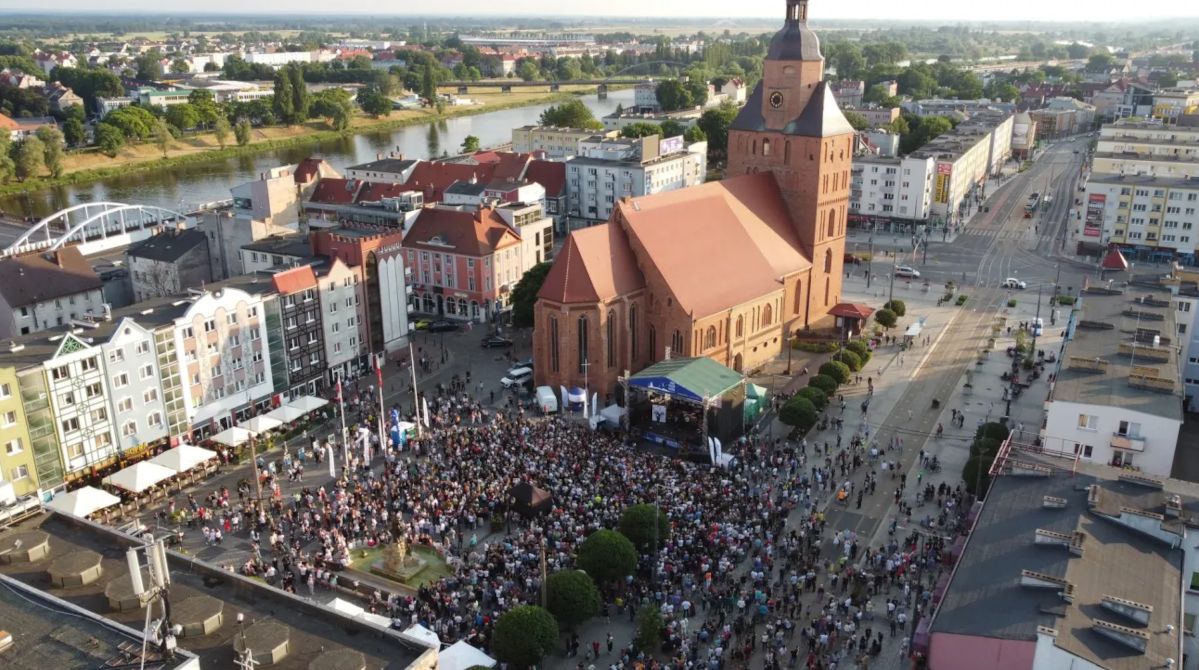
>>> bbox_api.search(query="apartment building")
[1091,120,1199,179]
[101,319,170,458]
[125,228,213,302]
[1029,97,1097,139]
[912,112,1014,224]
[271,266,326,399]
[1154,88,1199,124]
[317,258,367,384]
[0,366,35,499]
[1084,174,1199,259]
[0,247,106,338]
[510,126,618,160]
[849,155,936,227]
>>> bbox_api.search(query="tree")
[420,65,438,107]
[357,87,392,118]
[819,360,851,385]
[491,605,558,669]
[618,504,670,553]
[288,64,309,121]
[234,119,252,146]
[35,126,65,178]
[845,339,871,361]
[698,102,738,161]
[545,570,600,629]
[659,119,687,137]
[170,59,191,75]
[312,88,354,129]
[576,529,637,586]
[655,79,691,111]
[14,136,44,180]
[152,118,173,157]
[1086,52,1116,74]
[874,308,897,329]
[796,386,828,412]
[105,105,157,139]
[63,116,85,147]
[779,396,818,432]
[273,69,296,124]
[0,135,14,183]
[808,374,838,396]
[620,122,663,139]
[635,605,663,653]
[510,262,552,328]
[834,348,863,372]
[844,110,869,130]
[882,299,906,317]
[539,99,601,129]
[460,135,480,153]
[135,51,164,80]
[683,125,706,143]
[212,116,231,149]
[96,123,124,157]
[165,103,201,131]
[962,423,1010,497]
[516,59,540,82]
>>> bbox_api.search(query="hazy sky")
[3,0,1198,22]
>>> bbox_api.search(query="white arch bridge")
[2,202,192,258]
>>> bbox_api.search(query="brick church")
[532,0,852,399]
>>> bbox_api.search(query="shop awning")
[628,357,743,404]
[148,444,217,473]
[239,415,283,435]
[265,404,307,424]
[287,395,329,413]
[103,461,175,493]
[46,486,121,517]
[210,426,254,447]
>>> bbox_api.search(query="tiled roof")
[293,157,324,184]
[0,247,102,309]
[355,181,415,203]
[403,162,496,201]
[524,160,566,197]
[403,206,521,257]
[538,223,643,304]
[308,178,362,205]
[271,265,318,294]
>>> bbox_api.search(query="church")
[532,0,852,400]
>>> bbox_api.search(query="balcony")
[1111,433,1146,452]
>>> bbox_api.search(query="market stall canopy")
[264,404,306,424]
[399,624,440,649]
[103,461,176,493]
[287,395,329,413]
[628,356,743,404]
[328,597,392,628]
[508,481,553,517]
[46,486,121,517]
[439,640,496,670]
[210,426,254,447]
[240,415,283,435]
[1101,244,1129,271]
[147,444,217,473]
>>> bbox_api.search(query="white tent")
[265,404,306,424]
[46,486,121,517]
[148,444,217,473]
[240,415,283,435]
[329,598,392,628]
[103,461,176,493]
[400,624,440,649]
[210,426,253,447]
[439,640,496,670]
[286,395,329,413]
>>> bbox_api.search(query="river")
[1,88,635,219]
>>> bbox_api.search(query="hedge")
[796,386,828,411]
[808,374,838,396]
[883,299,906,317]
[793,340,840,353]
[779,396,818,432]
[833,348,862,372]
[819,360,852,384]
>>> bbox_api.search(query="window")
[80,358,97,372]
[4,438,21,455]
[629,305,638,362]
[143,389,158,404]
[649,325,656,360]
[148,412,163,428]
[736,315,744,338]
[140,364,154,380]
[96,433,111,449]
[2,411,16,427]
[1077,414,1098,431]
[607,311,616,369]
[227,313,238,325]
[113,373,129,388]
[762,303,773,328]
[824,248,833,274]
[51,366,70,381]
[1117,420,1141,437]
[117,397,133,412]
[10,465,28,481]
[705,326,717,349]
[1073,443,1094,458]
[0,382,8,399]
[577,315,589,372]
[204,319,216,333]
[109,348,125,363]
[550,316,560,373]
[61,417,80,433]
[90,407,107,423]
[136,340,150,355]
[122,421,137,437]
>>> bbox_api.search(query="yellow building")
[0,365,37,498]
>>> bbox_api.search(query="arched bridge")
[3,202,191,258]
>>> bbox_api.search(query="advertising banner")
[1084,193,1105,238]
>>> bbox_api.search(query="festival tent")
[628,356,744,404]
[265,404,306,424]
[103,461,176,493]
[210,426,253,447]
[439,640,496,670]
[148,444,217,473]
[240,415,283,435]
[508,481,553,517]
[46,486,121,517]
[328,598,392,628]
[287,395,330,413]
[400,624,440,649]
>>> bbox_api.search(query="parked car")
[427,320,458,333]
[894,265,920,279]
[481,335,514,348]
[844,253,863,265]
[501,367,534,389]
[509,358,533,373]
[412,319,431,330]
[1031,317,1044,337]
[1001,278,1027,289]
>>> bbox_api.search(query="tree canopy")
[618,504,670,553]
[576,529,637,586]
[539,99,602,129]
[492,605,558,669]
[510,262,552,328]
[545,570,600,629]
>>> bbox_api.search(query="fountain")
[369,532,426,582]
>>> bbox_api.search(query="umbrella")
[103,461,176,493]
[46,486,121,517]
[239,415,283,435]
[148,444,217,473]
[286,395,329,413]
[265,404,306,424]
[210,426,253,447]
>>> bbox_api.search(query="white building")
[1083,175,1199,257]
[911,112,1013,226]
[41,333,118,476]
[511,126,618,160]
[565,135,707,228]
[633,82,659,112]
[1092,120,1199,179]
[1043,286,1184,477]
[849,155,936,226]
[371,241,413,353]
[97,97,133,118]
[243,50,335,68]
[0,248,106,338]
[101,318,169,453]
[318,258,366,384]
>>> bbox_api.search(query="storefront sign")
[1084,193,1105,238]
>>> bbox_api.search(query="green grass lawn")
[346,544,453,589]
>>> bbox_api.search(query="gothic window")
[736,315,744,338]
[794,280,803,314]
[762,303,773,327]
[752,139,757,155]
[629,305,638,362]
[607,310,616,369]
[828,211,836,239]
[825,278,831,306]
[705,326,717,349]
[784,141,791,164]
[577,315,589,373]
[824,249,833,273]
[762,139,771,157]
[550,317,559,372]
[649,325,656,360]
[671,330,683,355]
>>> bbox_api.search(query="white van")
[501,367,534,389]
[535,386,558,414]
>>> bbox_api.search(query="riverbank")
[0,85,594,199]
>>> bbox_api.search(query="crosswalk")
[956,227,1038,242]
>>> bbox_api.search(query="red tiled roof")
[294,157,323,185]
[492,152,531,181]
[1101,245,1129,271]
[401,162,496,202]
[830,303,875,319]
[538,223,644,304]
[308,178,362,205]
[355,181,413,203]
[524,160,566,197]
[271,265,318,295]
[403,206,521,257]
[0,114,19,131]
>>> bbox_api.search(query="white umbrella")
[239,415,283,435]
[265,404,306,424]
[210,426,253,447]
[103,461,176,493]
[148,444,217,473]
[46,486,121,517]
[286,395,329,413]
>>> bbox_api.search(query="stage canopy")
[628,357,743,404]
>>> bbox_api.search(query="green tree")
[13,136,44,180]
[136,51,164,80]
[655,79,692,111]
[819,360,852,384]
[845,339,871,361]
[963,423,1010,497]
[882,299,906,317]
[618,504,670,553]
[660,119,687,137]
[273,69,296,124]
[35,126,65,178]
[834,348,862,372]
[212,116,231,149]
[844,110,869,130]
[105,105,157,139]
[698,102,738,161]
[516,59,540,82]
[288,64,309,121]
[234,119,252,146]
[152,118,173,157]
[357,87,392,118]
[1086,53,1116,73]
[779,396,818,432]
[576,529,637,586]
[312,88,355,129]
[491,605,558,669]
[683,125,706,143]
[545,570,601,629]
[808,374,838,396]
[165,103,200,131]
[0,135,14,182]
[539,99,601,129]
[620,122,663,139]
[796,386,828,412]
[96,123,125,157]
[874,308,897,329]
[63,116,85,147]
[460,135,480,153]
[170,59,191,75]
[635,605,663,653]
[510,262,552,328]
[421,66,438,107]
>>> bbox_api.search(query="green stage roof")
[628,357,744,403]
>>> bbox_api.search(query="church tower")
[726,0,853,326]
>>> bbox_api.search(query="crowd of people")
[166,372,970,670]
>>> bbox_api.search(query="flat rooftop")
[1087,173,1199,189]
[1052,285,1184,421]
[0,513,430,670]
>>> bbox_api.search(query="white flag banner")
[326,444,335,478]
[422,397,430,428]
[560,385,568,409]
[651,404,667,423]
[591,393,599,418]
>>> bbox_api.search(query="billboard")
[659,136,685,155]
[934,172,950,204]
[936,162,953,176]
[1084,193,1105,238]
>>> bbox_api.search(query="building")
[136,88,192,109]
[31,50,78,75]
[370,238,414,354]
[239,234,314,274]
[198,168,301,279]
[0,114,56,140]
[851,105,900,127]
[859,129,900,157]
[495,201,554,265]
[1091,120,1199,179]
[1011,111,1038,160]
[96,96,133,118]
[271,265,327,398]
[1169,268,1199,412]
[315,258,367,384]
[125,228,213,302]
[0,247,106,338]
[102,318,171,457]
[511,126,618,160]
[925,444,1192,670]
[849,154,935,227]
[1090,80,1155,121]
[244,50,335,68]
[45,83,83,113]
[533,0,851,398]
[829,80,864,108]
[344,156,420,184]
[565,135,708,228]
[634,82,660,112]
[1029,97,1097,138]
[1042,284,1184,476]
[1154,88,1199,124]
[911,111,1014,226]
[0,365,35,498]
[902,98,1017,117]
[1083,175,1199,260]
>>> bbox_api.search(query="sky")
[2,0,1197,22]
